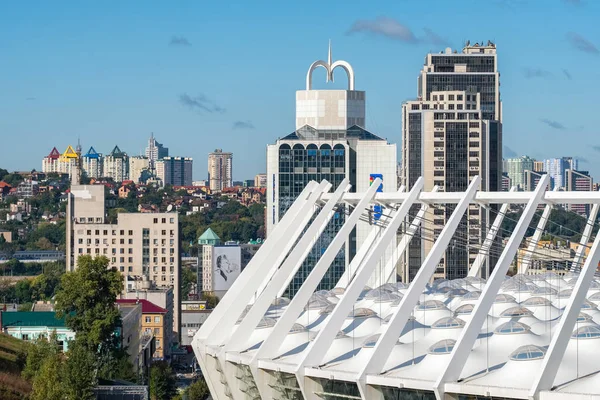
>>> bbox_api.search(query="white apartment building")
[129,156,149,183]
[66,184,181,338]
[103,146,129,182]
[208,150,233,191]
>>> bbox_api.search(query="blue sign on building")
[370,174,383,221]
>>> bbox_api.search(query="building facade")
[145,133,169,172]
[129,156,150,184]
[208,149,233,191]
[254,173,267,188]
[1,312,75,352]
[565,169,593,215]
[156,157,193,186]
[82,146,103,179]
[103,146,129,182]
[402,41,502,281]
[506,156,534,190]
[66,184,181,339]
[117,299,169,359]
[544,157,579,190]
[267,45,397,296]
[42,145,79,177]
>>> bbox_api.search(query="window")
[87,230,91,235]
[128,266,133,272]
[145,317,151,323]
[457,104,463,110]
[120,248,124,254]
[128,239,133,244]
[154,328,160,335]
[161,230,166,235]
[78,238,83,244]
[120,257,124,263]
[433,95,438,101]
[448,104,454,110]
[120,266,124,272]
[120,230,124,235]
[22,334,29,341]
[120,239,125,244]
[155,316,161,323]
[156,339,160,348]
[128,258,133,263]
[153,218,158,223]
[439,95,444,101]
[128,248,133,254]
[457,94,463,101]
[103,230,108,235]
[169,218,174,223]
[161,218,166,223]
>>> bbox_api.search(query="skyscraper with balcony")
[103,145,129,182]
[82,147,103,179]
[267,44,397,296]
[565,169,593,215]
[208,150,233,191]
[402,41,502,281]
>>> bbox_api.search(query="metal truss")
[192,176,600,400]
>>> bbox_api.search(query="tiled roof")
[116,299,167,314]
[1,311,66,328]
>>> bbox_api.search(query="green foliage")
[61,340,96,400]
[181,266,196,301]
[0,168,8,181]
[185,378,210,400]
[149,361,177,400]
[27,222,65,250]
[201,292,219,309]
[55,255,123,351]
[14,280,31,303]
[1,174,23,187]
[501,207,588,242]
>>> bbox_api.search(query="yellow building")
[117,299,169,359]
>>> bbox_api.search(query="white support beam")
[386,186,439,285]
[202,181,331,345]
[298,178,424,371]
[571,202,599,272]
[518,187,555,275]
[224,179,350,352]
[319,190,600,205]
[357,177,481,394]
[529,218,600,398]
[433,174,549,400]
[253,178,382,362]
[468,186,516,278]
[195,182,319,342]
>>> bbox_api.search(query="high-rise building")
[145,133,169,171]
[42,145,79,178]
[208,150,233,191]
[502,173,511,191]
[402,41,502,281]
[129,156,150,183]
[103,145,129,182]
[82,147,103,179]
[66,184,181,338]
[524,169,546,192]
[533,160,545,172]
[418,41,501,121]
[565,169,593,215]
[156,157,193,186]
[267,44,397,295]
[506,156,534,190]
[543,157,578,190]
[254,173,267,188]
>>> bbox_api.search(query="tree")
[181,266,196,301]
[14,279,32,303]
[35,237,53,250]
[55,255,123,351]
[201,292,219,309]
[185,378,210,400]
[2,173,23,187]
[149,361,177,400]
[61,340,97,400]
[23,333,66,400]
[0,168,8,181]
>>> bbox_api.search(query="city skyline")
[2,1,600,180]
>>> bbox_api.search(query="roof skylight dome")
[521,297,552,307]
[558,289,573,298]
[289,323,308,334]
[494,294,516,303]
[330,287,345,295]
[509,345,546,361]
[462,291,482,300]
[580,300,597,310]
[362,334,381,348]
[532,287,558,296]
[428,339,456,354]
[571,325,600,339]
[446,288,469,298]
[431,317,466,329]
[577,312,592,322]
[455,304,475,315]
[347,308,377,318]
[272,297,291,307]
[494,321,531,335]
[372,292,401,303]
[500,306,534,318]
[256,317,277,329]
[416,300,447,311]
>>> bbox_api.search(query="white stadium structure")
[192,175,600,400]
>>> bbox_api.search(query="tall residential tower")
[208,150,233,191]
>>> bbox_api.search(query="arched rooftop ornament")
[305,40,355,90]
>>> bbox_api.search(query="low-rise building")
[117,301,143,373]
[0,311,75,352]
[180,301,211,346]
[117,299,169,360]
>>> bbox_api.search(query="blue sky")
[1,0,599,180]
